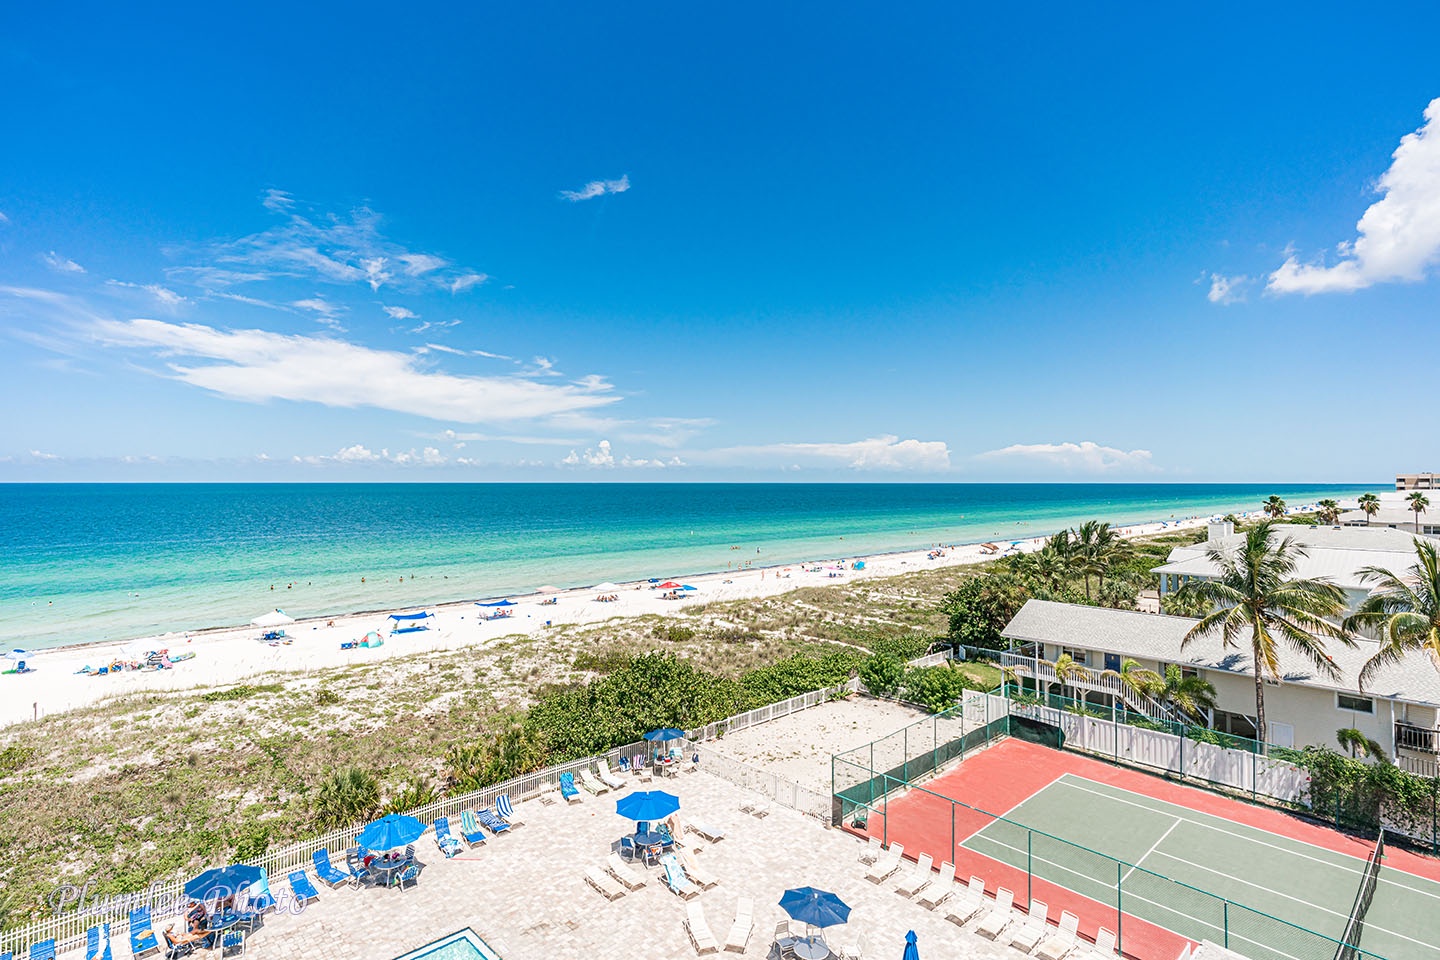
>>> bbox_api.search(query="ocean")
[0,482,1380,650]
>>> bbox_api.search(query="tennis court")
[857,739,1440,960]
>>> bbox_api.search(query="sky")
[2,3,1438,483]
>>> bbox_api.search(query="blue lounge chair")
[288,870,320,905]
[29,941,56,960]
[475,808,511,835]
[128,906,159,958]
[311,849,354,887]
[247,869,276,914]
[558,772,581,803]
[85,925,112,960]
[432,817,463,858]
[458,810,487,846]
[3,951,12,960]
[496,793,524,827]
[220,929,244,957]
[395,862,421,892]
[659,854,698,899]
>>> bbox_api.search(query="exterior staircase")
[998,649,1180,724]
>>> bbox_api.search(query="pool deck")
[164,769,1019,960]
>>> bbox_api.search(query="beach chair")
[864,842,904,883]
[495,793,524,827]
[1009,900,1049,952]
[749,797,770,818]
[312,849,354,887]
[1035,910,1081,960]
[975,887,1016,940]
[635,756,653,783]
[475,808,511,835]
[247,869,276,914]
[916,861,956,909]
[857,835,883,864]
[459,810,488,846]
[945,876,987,926]
[558,772,582,803]
[606,853,648,890]
[1085,927,1119,958]
[773,920,798,957]
[161,926,204,958]
[220,929,245,957]
[538,780,559,804]
[660,854,700,899]
[287,870,320,905]
[584,866,626,901]
[685,901,720,955]
[679,848,718,889]
[597,761,626,790]
[894,852,934,898]
[395,863,421,892]
[724,897,753,954]
[432,817,464,857]
[28,942,55,960]
[684,752,699,773]
[688,817,726,842]
[85,924,113,960]
[128,906,160,958]
[578,767,609,794]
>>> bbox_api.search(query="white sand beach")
[0,516,1216,728]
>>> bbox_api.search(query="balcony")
[1395,723,1440,755]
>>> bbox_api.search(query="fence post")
[1027,831,1033,908]
[1116,861,1124,957]
[951,802,957,865]
[1223,900,1229,950]
[903,727,909,783]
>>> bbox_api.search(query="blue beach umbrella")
[3,649,27,660]
[616,790,681,823]
[779,887,851,928]
[680,584,698,591]
[357,813,426,851]
[644,727,686,742]
[476,599,516,607]
[185,864,263,901]
[903,930,920,960]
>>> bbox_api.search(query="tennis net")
[1334,830,1386,960]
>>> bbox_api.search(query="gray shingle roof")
[1000,598,1440,707]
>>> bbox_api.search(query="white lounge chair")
[1081,928,1118,959]
[894,853,934,898]
[597,762,626,791]
[686,901,720,955]
[750,798,770,818]
[857,835,883,864]
[975,887,1015,940]
[1009,900,1048,952]
[944,876,987,926]
[1035,910,1080,960]
[917,861,956,909]
[538,781,558,805]
[584,866,625,900]
[579,768,609,794]
[864,842,904,883]
[606,853,647,890]
[724,898,753,953]
[680,849,718,889]
[689,818,726,842]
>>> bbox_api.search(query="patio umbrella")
[251,609,294,628]
[657,581,682,589]
[357,813,426,851]
[679,584,698,591]
[594,582,620,592]
[185,864,263,901]
[615,790,680,822]
[903,930,920,960]
[779,887,851,928]
[3,649,28,661]
[644,727,686,742]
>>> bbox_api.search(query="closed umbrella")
[186,864,263,901]
[616,790,680,823]
[903,930,920,960]
[357,813,426,851]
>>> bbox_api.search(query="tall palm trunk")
[1252,645,1267,748]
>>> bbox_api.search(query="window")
[1060,647,1089,666]
[1337,693,1374,714]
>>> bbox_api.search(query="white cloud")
[410,319,462,335]
[383,305,418,320]
[261,189,295,213]
[698,435,951,472]
[1268,97,1440,295]
[0,211,9,223]
[976,440,1158,473]
[332,443,380,462]
[292,297,345,330]
[92,318,621,424]
[562,439,615,467]
[559,175,631,202]
[449,272,488,294]
[106,280,188,307]
[28,449,61,461]
[165,266,272,289]
[1206,273,1247,305]
[399,253,447,276]
[43,251,86,274]
[622,455,686,468]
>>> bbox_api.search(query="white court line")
[1121,816,1182,883]
[1053,774,1440,906]
[954,770,1071,846]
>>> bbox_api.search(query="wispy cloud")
[1268,97,1440,295]
[382,305,418,320]
[292,297,346,330]
[410,318,462,335]
[293,443,448,466]
[1205,273,1248,305]
[91,318,620,424]
[976,440,1158,473]
[0,211,9,223]
[106,280,188,307]
[559,174,631,202]
[448,273,488,294]
[43,251,86,274]
[693,435,951,472]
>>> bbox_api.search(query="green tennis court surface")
[962,774,1440,960]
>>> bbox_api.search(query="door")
[1104,653,1122,673]
[1268,722,1295,749]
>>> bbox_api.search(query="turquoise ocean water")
[0,483,1380,650]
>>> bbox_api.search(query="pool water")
[392,929,503,960]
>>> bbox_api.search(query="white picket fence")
[986,693,1311,804]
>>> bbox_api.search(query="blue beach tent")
[387,611,433,633]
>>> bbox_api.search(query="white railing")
[1000,650,1174,723]
[685,679,859,742]
[691,745,832,820]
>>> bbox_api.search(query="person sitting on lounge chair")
[184,902,208,935]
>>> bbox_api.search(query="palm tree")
[1317,499,1340,524]
[1161,587,1211,618]
[1336,727,1388,762]
[1408,491,1429,531]
[1071,520,1124,601]
[1155,664,1218,723]
[1026,544,1070,593]
[1263,496,1287,520]
[313,766,381,828]
[1357,493,1380,525]
[1182,521,1353,745]
[1344,538,1440,688]
[1101,658,1161,716]
[1052,653,1093,704]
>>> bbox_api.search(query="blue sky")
[2,3,1438,482]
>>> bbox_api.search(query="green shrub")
[0,745,36,776]
[902,664,969,713]
[312,766,380,828]
[858,654,905,697]
[200,683,283,703]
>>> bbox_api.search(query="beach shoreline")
[0,512,1232,727]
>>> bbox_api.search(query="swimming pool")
[391,929,504,960]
